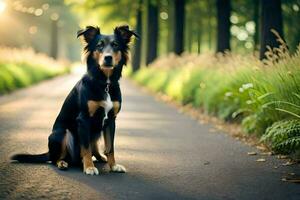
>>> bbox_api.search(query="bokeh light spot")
[28,7,35,14]
[245,41,253,49]
[42,3,49,10]
[35,8,43,16]
[160,12,168,20]
[245,21,255,34]
[237,30,248,41]
[51,13,60,21]
[293,4,299,12]
[230,15,238,24]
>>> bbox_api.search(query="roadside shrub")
[261,120,300,154]
[128,42,300,154]
[0,47,69,94]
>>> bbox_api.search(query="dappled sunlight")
[0,98,32,113]
[117,109,185,131]
[117,120,154,131]
[13,130,48,143]
[119,111,165,120]
[0,0,299,199]
[116,135,164,149]
[21,111,56,130]
[117,150,176,169]
[115,134,181,173]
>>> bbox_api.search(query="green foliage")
[261,120,300,154]
[0,62,67,94]
[0,47,69,94]
[129,44,300,154]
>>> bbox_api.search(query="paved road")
[0,73,299,200]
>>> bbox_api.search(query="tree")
[253,0,259,51]
[50,17,59,59]
[146,0,158,65]
[167,0,174,53]
[132,0,143,72]
[186,4,193,53]
[196,2,203,54]
[206,0,213,51]
[173,0,185,55]
[260,0,283,60]
[282,0,300,52]
[216,0,231,53]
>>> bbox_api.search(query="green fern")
[276,136,300,153]
[261,120,300,154]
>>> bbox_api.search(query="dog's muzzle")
[103,55,113,68]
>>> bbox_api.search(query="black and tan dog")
[11,25,138,175]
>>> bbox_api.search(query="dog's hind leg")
[48,129,70,170]
[56,135,69,170]
[48,129,65,164]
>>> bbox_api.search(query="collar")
[105,79,111,93]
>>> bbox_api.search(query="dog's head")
[77,25,138,76]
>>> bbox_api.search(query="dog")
[11,25,138,175]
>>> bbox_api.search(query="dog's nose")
[104,56,113,66]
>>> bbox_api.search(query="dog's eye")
[96,41,105,49]
[111,42,118,48]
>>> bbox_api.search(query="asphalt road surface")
[0,73,299,200]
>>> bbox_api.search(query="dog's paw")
[57,160,68,170]
[84,166,99,175]
[111,164,126,173]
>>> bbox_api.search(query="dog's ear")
[77,26,100,43]
[114,25,139,44]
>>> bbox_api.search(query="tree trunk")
[50,20,58,59]
[260,0,283,60]
[197,4,202,54]
[187,17,193,53]
[197,25,202,54]
[207,0,212,51]
[132,0,143,72]
[167,0,174,53]
[146,0,158,65]
[174,0,185,55]
[253,0,259,52]
[216,0,231,53]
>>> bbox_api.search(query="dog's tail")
[11,152,49,163]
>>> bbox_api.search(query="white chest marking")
[103,93,113,118]
[102,79,113,126]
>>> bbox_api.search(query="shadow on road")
[53,162,199,200]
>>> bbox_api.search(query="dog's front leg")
[103,117,126,173]
[77,112,99,175]
[91,140,107,163]
[112,101,121,117]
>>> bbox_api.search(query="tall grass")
[0,47,69,94]
[128,42,300,155]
